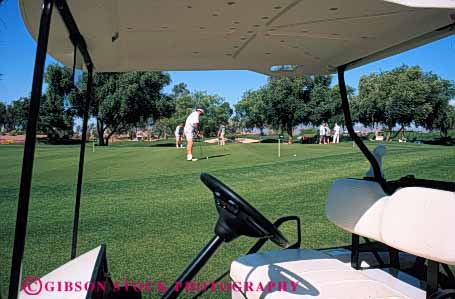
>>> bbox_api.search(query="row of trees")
[0,66,84,141]
[153,83,232,140]
[235,75,351,141]
[235,65,454,141]
[70,70,174,145]
[1,64,454,144]
[0,65,232,145]
[353,66,455,139]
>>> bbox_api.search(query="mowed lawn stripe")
[0,142,453,298]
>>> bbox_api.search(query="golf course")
[0,141,453,298]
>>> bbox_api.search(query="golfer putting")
[175,123,184,148]
[184,108,204,161]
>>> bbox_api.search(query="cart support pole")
[162,235,224,299]
[71,65,93,259]
[8,1,54,298]
[337,65,384,183]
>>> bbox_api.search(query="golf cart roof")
[20,0,455,75]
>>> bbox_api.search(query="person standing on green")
[218,125,226,146]
[175,123,184,148]
[184,108,204,161]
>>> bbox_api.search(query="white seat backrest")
[381,187,455,265]
[326,179,389,242]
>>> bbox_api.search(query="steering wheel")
[200,173,288,248]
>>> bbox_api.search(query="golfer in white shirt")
[333,123,341,143]
[175,123,184,148]
[319,124,325,144]
[184,108,204,161]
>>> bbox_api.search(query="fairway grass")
[0,142,454,298]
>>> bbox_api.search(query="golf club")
[198,137,208,160]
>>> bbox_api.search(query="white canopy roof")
[20,0,455,75]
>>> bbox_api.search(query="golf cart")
[7,0,455,298]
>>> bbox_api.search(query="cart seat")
[231,249,425,299]
[230,181,455,299]
[325,179,389,243]
[19,246,107,299]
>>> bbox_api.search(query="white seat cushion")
[326,179,388,242]
[326,181,455,266]
[362,268,425,299]
[381,187,455,265]
[230,249,425,299]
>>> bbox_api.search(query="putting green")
[0,142,453,298]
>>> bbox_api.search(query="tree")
[172,86,196,122]
[228,115,243,134]
[383,66,433,138]
[71,71,172,145]
[235,88,268,135]
[355,65,454,140]
[234,75,350,138]
[171,82,190,98]
[5,97,30,132]
[40,64,75,142]
[306,76,353,128]
[148,94,176,138]
[193,91,232,137]
[262,76,314,142]
[85,122,96,139]
[159,87,232,138]
[440,104,455,136]
[0,101,6,131]
[153,83,190,138]
[327,84,354,127]
[352,73,387,129]
[416,72,455,135]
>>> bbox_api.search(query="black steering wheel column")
[161,173,288,299]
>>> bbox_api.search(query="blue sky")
[1,0,454,105]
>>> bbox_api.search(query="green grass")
[0,141,454,298]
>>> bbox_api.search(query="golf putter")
[198,138,208,160]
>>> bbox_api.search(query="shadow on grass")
[196,154,230,160]
[148,142,177,147]
[260,138,279,143]
[421,137,454,146]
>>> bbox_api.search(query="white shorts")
[184,127,195,140]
